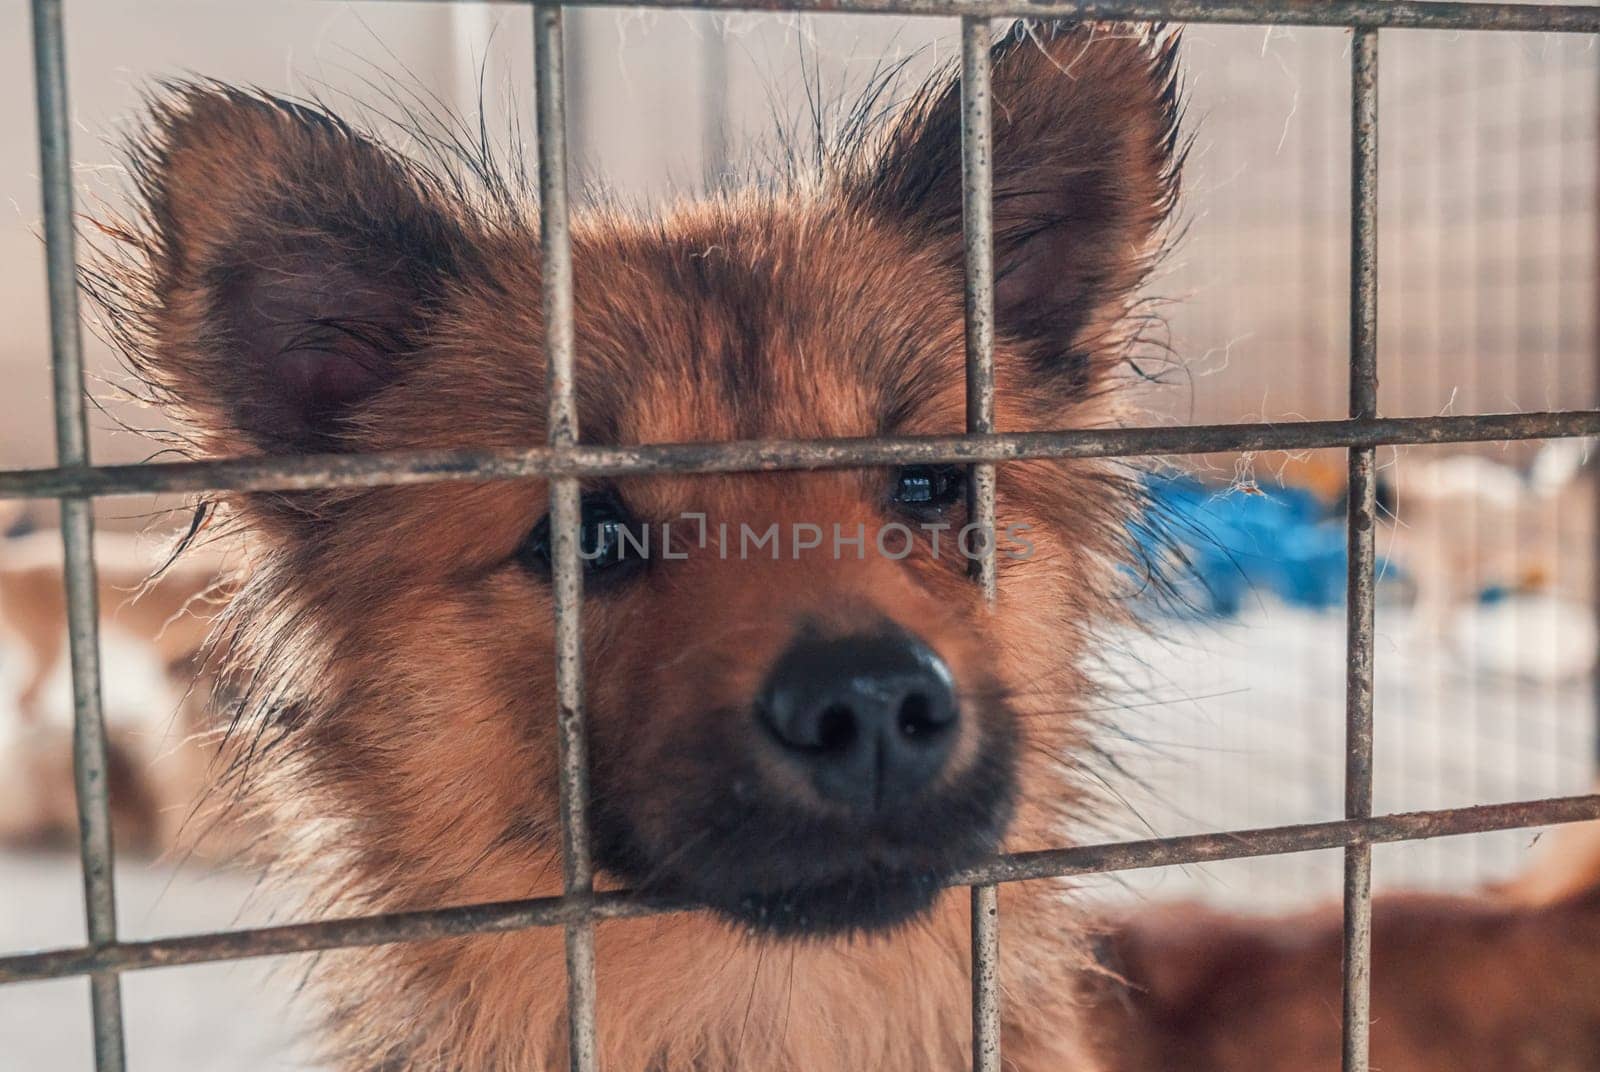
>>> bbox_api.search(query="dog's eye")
[891,465,965,510]
[518,492,642,578]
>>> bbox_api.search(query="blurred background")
[0,3,1596,1068]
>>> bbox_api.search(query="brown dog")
[1086,821,1600,1072]
[76,18,1598,1072]
[0,524,224,722]
[0,520,232,851]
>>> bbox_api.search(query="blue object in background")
[1133,473,1394,618]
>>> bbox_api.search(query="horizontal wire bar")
[3,793,1594,987]
[1,410,1596,501]
[366,0,1600,35]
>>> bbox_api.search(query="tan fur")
[79,22,1185,1070]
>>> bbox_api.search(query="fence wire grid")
[6,2,1600,1072]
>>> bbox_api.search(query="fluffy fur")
[82,17,1600,1071]
[89,21,1181,1071]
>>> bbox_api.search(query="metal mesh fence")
[4,3,1600,1072]
[1068,23,1600,904]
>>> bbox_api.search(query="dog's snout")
[757,630,959,812]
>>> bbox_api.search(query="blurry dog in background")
[1086,818,1600,1072]
[0,503,231,853]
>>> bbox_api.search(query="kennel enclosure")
[4,2,1600,1072]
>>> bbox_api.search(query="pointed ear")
[852,22,1182,386]
[121,85,476,456]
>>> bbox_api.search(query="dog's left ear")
[852,22,1182,385]
[115,85,481,461]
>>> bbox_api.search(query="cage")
[0,2,1598,1070]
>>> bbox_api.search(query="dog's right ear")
[122,85,476,458]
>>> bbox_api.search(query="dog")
[1085,820,1600,1072]
[0,515,232,852]
[76,18,1599,1071]
[0,520,224,723]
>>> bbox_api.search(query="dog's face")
[105,23,1180,936]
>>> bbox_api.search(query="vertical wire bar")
[1592,50,1600,773]
[960,16,1001,1072]
[969,882,1000,1072]
[536,9,598,1071]
[30,2,126,1069]
[31,3,127,1069]
[1593,49,1600,772]
[1343,26,1380,1072]
[700,15,730,194]
[961,16,997,603]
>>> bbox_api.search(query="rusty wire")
[12,2,1600,1070]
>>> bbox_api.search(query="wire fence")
[5,3,1600,1072]
[1089,18,1600,903]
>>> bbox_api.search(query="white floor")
[0,631,314,1071]
[1083,595,1596,906]
[2,598,1594,1069]
[0,853,313,1072]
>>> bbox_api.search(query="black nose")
[757,629,960,812]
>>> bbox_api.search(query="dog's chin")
[594,819,994,938]
[696,867,950,937]
[592,714,1017,939]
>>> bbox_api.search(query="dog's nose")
[757,629,959,812]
